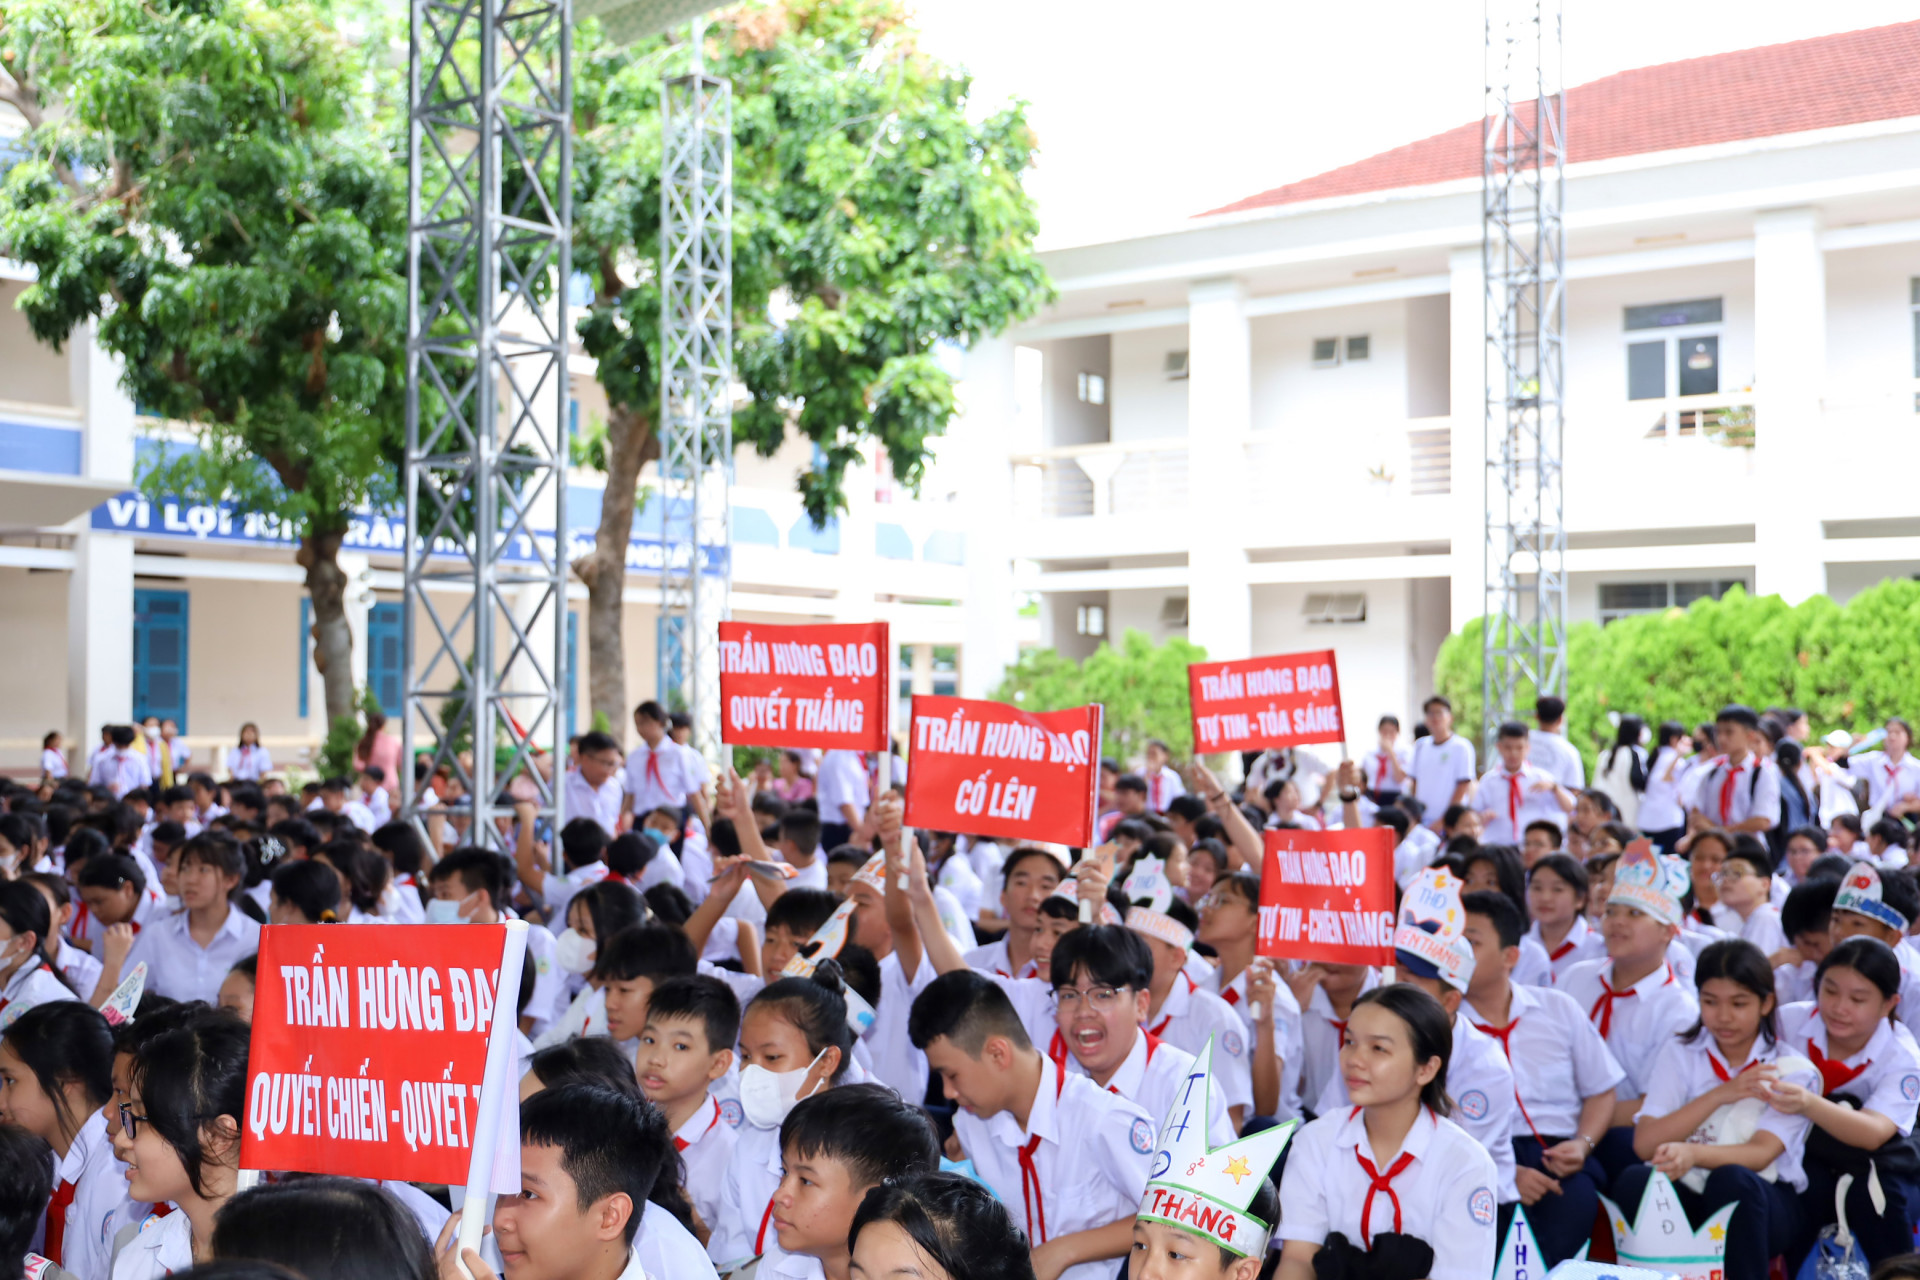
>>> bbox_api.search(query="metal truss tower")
[403,0,572,850]
[656,22,733,765]
[1481,0,1566,752]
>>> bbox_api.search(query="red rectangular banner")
[719,621,890,751]
[903,696,1103,847]
[1188,649,1345,753]
[1255,828,1395,966]
[241,924,514,1183]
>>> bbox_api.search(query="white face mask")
[737,1048,828,1131]
[143,725,160,740]
[424,898,465,925]
[555,927,597,974]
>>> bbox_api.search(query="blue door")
[132,589,190,729]
[367,602,404,718]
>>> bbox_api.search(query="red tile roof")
[1201,21,1920,217]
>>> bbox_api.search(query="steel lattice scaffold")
[403,0,573,850]
[656,23,734,766]
[1482,0,1567,753]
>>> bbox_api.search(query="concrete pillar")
[910,643,935,696]
[1447,246,1491,632]
[1185,278,1252,663]
[66,322,135,748]
[1752,208,1827,603]
[834,447,879,625]
[960,336,1021,698]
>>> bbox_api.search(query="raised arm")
[1190,760,1262,871]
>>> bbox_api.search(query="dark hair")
[1528,852,1590,907]
[592,922,698,985]
[1782,877,1840,943]
[559,818,613,872]
[131,1014,251,1197]
[171,1263,303,1280]
[908,970,1031,1055]
[1522,819,1563,847]
[1000,847,1064,885]
[267,819,321,859]
[0,1123,53,1270]
[850,1171,1036,1280]
[777,809,823,857]
[1680,939,1778,1046]
[270,860,342,924]
[1441,804,1473,834]
[642,975,741,1054]
[1372,805,1411,840]
[1114,774,1148,796]
[1423,695,1452,714]
[780,1082,938,1192]
[0,881,71,995]
[1351,984,1453,1116]
[1606,716,1649,791]
[1784,825,1829,854]
[211,1177,435,1280]
[748,969,855,1082]
[1807,853,1855,883]
[62,826,112,874]
[1717,704,1761,731]
[521,1084,665,1244]
[1460,844,1530,926]
[1496,720,1528,741]
[370,822,430,880]
[1461,889,1523,950]
[568,879,647,942]
[1817,936,1904,1009]
[765,887,843,939]
[1,1000,113,1141]
[1212,869,1261,912]
[526,1037,642,1098]
[430,847,511,908]
[1048,924,1152,992]
[1871,818,1911,850]
[605,833,660,882]
[1865,865,1920,929]
[1868,1255,1920,1280]
[1831,814,1866,840]
[314,841,388,915]
[77,851,148,897]
[643,883,694,925]
[1536,696,1566,724]
[1728,832,1776,876]
[1165,794,1208,825]
[632,701,668,726]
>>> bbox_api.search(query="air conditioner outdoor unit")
[1302,592,1367,624]
[1159,596,1189,626]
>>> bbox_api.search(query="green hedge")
[1435,579,1920,772]
[992,628,1208,764]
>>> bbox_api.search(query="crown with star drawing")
[1607,838,1689,928]
[1136,1036,1297,1258]
[1600,1169,1733,1280]
[1493,1204,1586,1280]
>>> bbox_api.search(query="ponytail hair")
[270,860,342,925]
[1,1001,113,1142]
[0,882,73,995]
[313,842,388,915]
[748,962,854,1084]
[1352,984,1453,1117]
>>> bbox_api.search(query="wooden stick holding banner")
[456,918,530,1274]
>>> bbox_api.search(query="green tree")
[569,0,1050,726]
[0,0,407,727]
[993,629,1209,765]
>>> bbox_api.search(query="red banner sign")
[719,621,890,751]
[241,924,516,1183]
[1255,828,1395,966]
[1188,649,1344,754]
[903,696,1102,847]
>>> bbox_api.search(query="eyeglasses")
[118,1103,150,1140]
[1712,867,1752,885]
[1053,985,1128,1011]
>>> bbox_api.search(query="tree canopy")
[993,629,1210,765]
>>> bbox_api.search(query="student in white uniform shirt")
[1530,696,1587,791]
[1708,836,1789,955]
[962,847,1063,980]
[813,749,869,849]
[1772,878,1837,1006]
[88,729,152,801]
[1197,870,1304,1118]
[425,850,567,1035]
[1847,715,1920,820]
[1275,983,1500,1280]
[1685,705,1780,837]
[40,731,69,782]
[1638,721,1694,854]
[1141,739,1185,814]
[1525,854,1606,983]
[1826,859,1920,1045]
[110,1015,248,1280]
[1558,841,1700,1183]
[72,857,167,960]
[1473,721,1575,846]
[566,730,627,838]
[627,977,741,1238]
[1362,715,1412,802]
[223,724,273,782]
[122,836,261,1006]
[0,883,83,1023]
[622,701,706,828]
[1313,869,1519,1213]
[0,1002,126,1280]
[1408,696,1476,831]
[910,969,1154,1280]
[1458,890,1622,1265]
[1612,939,1819,1280]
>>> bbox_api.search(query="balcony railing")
[1011,436,1188,519]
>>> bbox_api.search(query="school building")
[965,21,1920,734]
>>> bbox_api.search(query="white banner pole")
[456,919,530,1276]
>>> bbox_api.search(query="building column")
[910,643,935,696]
[1186,278,1252,663]
[960,336,1020,697]
[67,322,135,748]
[1447,246,1490,632]
[834,447,880,625]
[1753,208,1827,603]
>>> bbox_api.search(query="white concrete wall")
[1043,335,1111,447]
[1405,294,1451,420]
[1110,325,1189,441]
[1248,300,1410,432]
[0,282,72,408]
[0,569,71,763]
[1251,579,1410,752]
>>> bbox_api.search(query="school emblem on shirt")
[1458,1089,1490,1121]
[1469,1187,1495,1226]
[719,1098,745,1128]
[1130,1118,1155,1154]
[1222,1030,1244,1059]
[1902,1074,1920,1102]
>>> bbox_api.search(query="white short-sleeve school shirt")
[1778,1001,1920,1134]
[563,769,623,838]
[1409,735,1477,824]
[1465,982,1625,1140]
[707,1116,783,1268]
[47,1106,134,1280]
[814,750,870,823]
[1394,827,1442,890]
[1473,764,1568,846]
[964,935,1039,980]
[1363,744,1411,794]
[1557,959,1698,1100]
[955,1055,1154,1280]
[55,940,103,1003]
[88,750,152,800]
[1530,730,1586,791]
[1774,959,1817,1007]
[1043,1027,1235,1147]
[670,1094,738,1247]
[1207,963,1306,1118]
[1687,755,1780,829]
[1146,971,1253,1114]
[1527,916,1607,986]
[863,951,938,1102]
[1278,1106,1499,1280]
[110,1208,191,1280]
[122,905,261,1005]
[1849,751,1920,814]
[624,740,701,814]
[0,961,79,1022]
[1511,936,1555,989]
[225,744,273,782]
[73,887,168,954]
[1314,1015,1518,1203]
[635,1201,719,1280]
[1638,748,1693,831]
[1145,765,1186,814]
[1636,1036,1819,1190]
[42,748,68,780]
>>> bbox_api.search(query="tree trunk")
[571,404,657,739]
[298,529,358,724]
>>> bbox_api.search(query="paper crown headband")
[1137,1037,1297,1258]
[1124,856,1193,949]
[1048,874,1122,927]
[1607,838,1688,927]
[1393,867,1475,993]
[1834,860,1912,931]
[1492,1205,1586,1280]
[1601,1169,1733,1280]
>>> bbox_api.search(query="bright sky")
[905,0,1920,250]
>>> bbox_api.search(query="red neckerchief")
[1017,1063,1071,1244]
[1718,760,1745,824]
[644,746,665,793]
[1588,970,1643,1038]
[1505,771,1523,837]
[1222,985,1242,1007]
[1547,933,1580,963]
[673,1096,721,1153]
[1807,1039,1872,1096]
[1707,1050,1759,1082]
[1374,752,1391,789]
[1351,1108,1420,1247]
[42,1179,76,1264]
